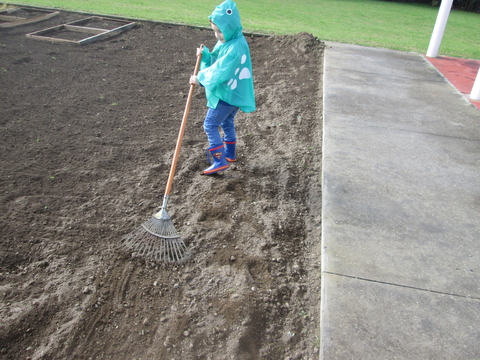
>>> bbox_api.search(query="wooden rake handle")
[164,52,202,196]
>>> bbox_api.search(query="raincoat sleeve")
[200,46,214,71]
[197,47,238,90]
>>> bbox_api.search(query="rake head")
[119,212,191,264]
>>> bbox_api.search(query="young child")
[189,0,255,175]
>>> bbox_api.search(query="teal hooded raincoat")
[197,0,256,113]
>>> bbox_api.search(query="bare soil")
[0,8,324,360]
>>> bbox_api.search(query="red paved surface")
[426,55,480,110]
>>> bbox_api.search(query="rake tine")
[167,238,175,262]
[154,240,162,262]
[141,240,153,258]
[171,239,179,262]
[177,241,189,261]
[173,240,180,262]
[172,240,181,263]
[161,238,167,262]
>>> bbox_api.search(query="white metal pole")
[470,69,480,101]
[426,0,453,58]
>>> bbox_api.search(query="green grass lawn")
[4,0,480,59]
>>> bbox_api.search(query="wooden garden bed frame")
[26,16,136,45]
[0,7,59,28]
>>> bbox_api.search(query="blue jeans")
[203,100,239,148]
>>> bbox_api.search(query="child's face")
[211,23,225,43]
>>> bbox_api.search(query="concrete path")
[321,42,480,359]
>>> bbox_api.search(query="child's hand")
[189,75,199,86]
[196,45,204,57]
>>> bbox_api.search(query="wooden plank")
[26,34,79,44]
[0,15,25,22]
[26,24,65,37]
[0,11,59,28]
[79,22,136,45]
[64,25,106,35]
[67,16,132,27]
[65,16,97,27]
[0,8,20,15]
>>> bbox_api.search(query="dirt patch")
[0,8,324,360]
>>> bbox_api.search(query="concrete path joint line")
[325,271,480,301]
[327,122,480,142]
[326,66,445,84]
